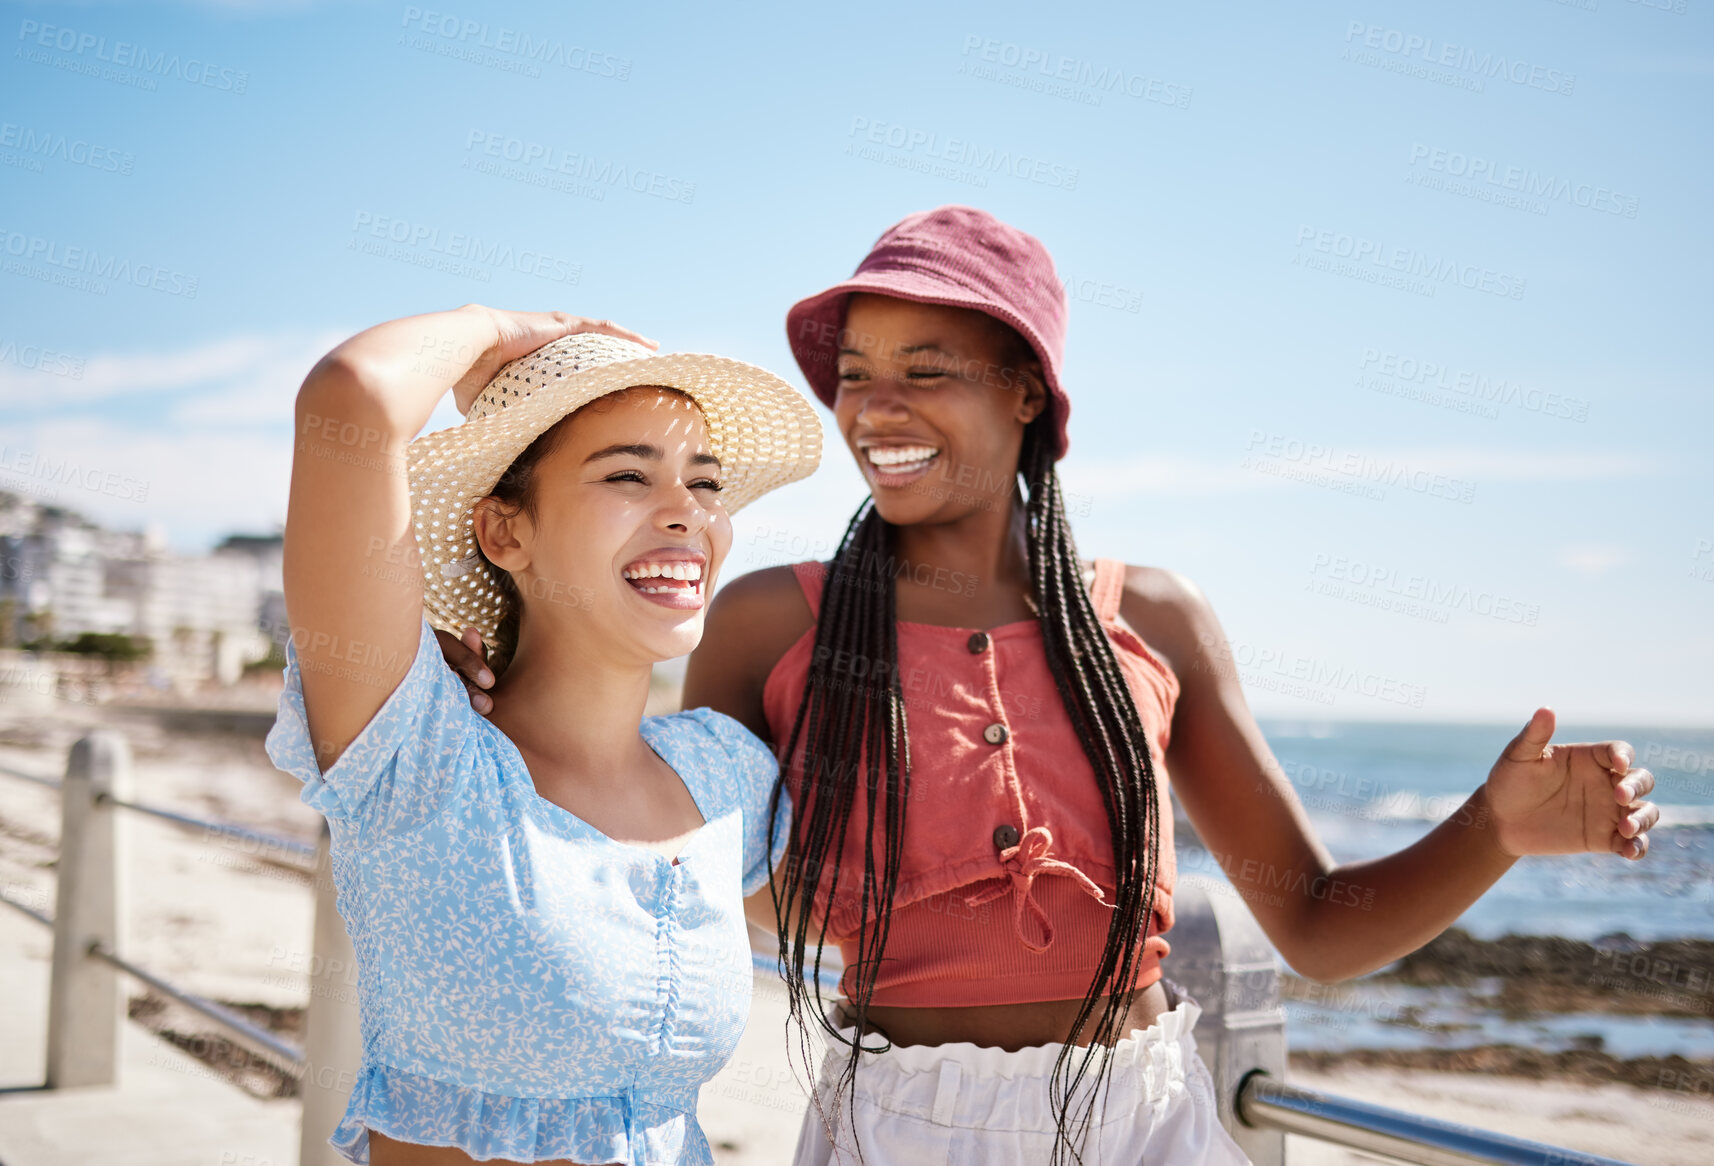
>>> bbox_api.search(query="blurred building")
[0,491,282,690]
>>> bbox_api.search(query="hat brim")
[785,271,1069,459]
[407,352,822,641]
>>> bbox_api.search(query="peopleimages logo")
[462,131,695,204]
[0,339,85,380]
[1294,225,1526,301]
[0,446,149,503]
[15,20,249,93]
[957,34,1192,109]
[846,117,1079,190]
[398,7,631,80]
[1408,144,1638,218]
[1359,348,1589,422]
[0,228,199,298]
[348,211,582,284]
[0,122,135,174]
[1342,22,1575,96]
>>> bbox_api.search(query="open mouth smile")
[860,443,942,486]
[621,554,706,610]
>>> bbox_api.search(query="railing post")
[45,730,131,1088]
[1169,875,1288,1166]
[298,821,362,1166]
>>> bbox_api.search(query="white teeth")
[866,445,940,467]
[623,561,703,583]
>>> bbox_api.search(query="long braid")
[1021,420,1165,1164]
[769,500,908,1152]
[768,414,1164,1165]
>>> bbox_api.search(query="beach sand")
[2,701,1711,1164]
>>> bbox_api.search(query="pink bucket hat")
[785,205,1072,460]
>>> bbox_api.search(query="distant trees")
[48,631,152,664]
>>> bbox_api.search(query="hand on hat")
[447,306,659,414]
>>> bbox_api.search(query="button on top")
[967,631,991,654]
[993,823,1021,850]
[983,722,1009,746]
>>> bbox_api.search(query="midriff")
[838,979,1172,1052]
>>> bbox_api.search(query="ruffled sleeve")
[265,617,476,836]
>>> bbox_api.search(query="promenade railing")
[0,731,1638,1166]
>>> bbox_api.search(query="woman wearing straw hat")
[443,209,1659,1165]
[266,304,820,1165]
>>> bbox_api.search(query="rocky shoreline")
[1364,927,1714,1018]
[1277,927,1714,1097]
[1289,1045,1711,1094]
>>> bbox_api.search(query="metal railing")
[0,732,345,1161]
[0,733,1639,1166]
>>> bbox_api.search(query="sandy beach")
[2,697,1711,1164]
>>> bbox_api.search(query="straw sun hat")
[407,332,823,642]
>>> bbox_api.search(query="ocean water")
[1165,721,1714,1059]
[1175,720,1714,944]
[1284,980,1714,1059]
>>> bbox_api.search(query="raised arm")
[284,305,653,769]
[1122,565,1658,984]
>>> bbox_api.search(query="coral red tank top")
[760,558,1180,1007]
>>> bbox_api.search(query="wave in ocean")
[1332,796,1714,827]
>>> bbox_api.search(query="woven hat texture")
[406,332,822,640]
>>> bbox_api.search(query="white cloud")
[0,329,347,548]
[0,330,346,417]
[1556,546,1629,574]
[5,417,290,550]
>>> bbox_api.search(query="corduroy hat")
[407,333,822,642]
[785,205,1071,459]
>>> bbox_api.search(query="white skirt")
[789,979,1254,1165]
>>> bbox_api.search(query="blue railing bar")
[94,793,317,863]
[1,761,315,862]
[88,939,307,1074]
[4,883,306,1077]
[0,763,60,790]
[1237,1071,1637,1166]
[0,889,52,928]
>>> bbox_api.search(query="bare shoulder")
[714,561,810,604]
[683,564,818,739]
[1115,564,1221,677]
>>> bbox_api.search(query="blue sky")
[2,0,1709,724]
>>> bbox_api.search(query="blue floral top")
[265,619,789,1165]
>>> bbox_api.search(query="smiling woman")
[265,305,820,1166]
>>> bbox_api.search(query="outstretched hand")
[1482,707,1659,861]
[436,627,495,715]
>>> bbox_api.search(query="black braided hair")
[765,405,1165,1165]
